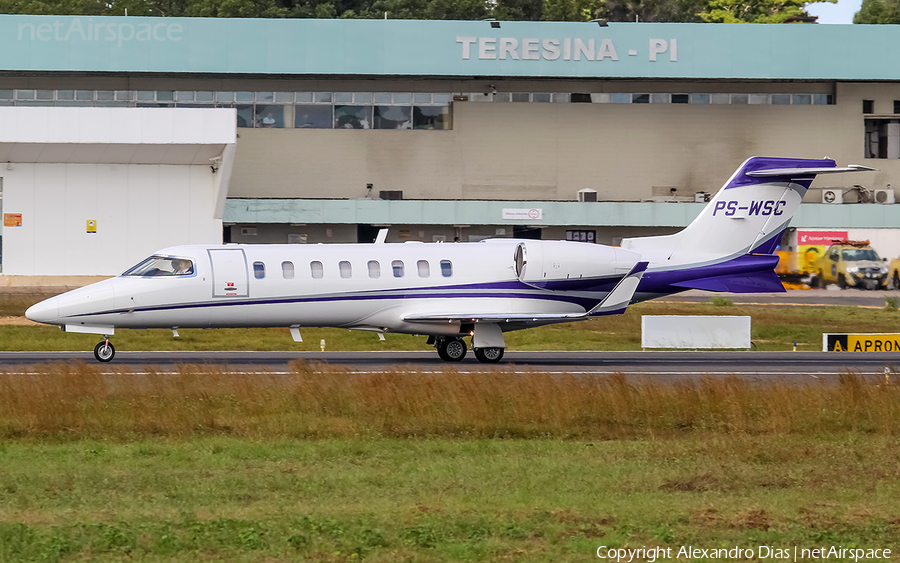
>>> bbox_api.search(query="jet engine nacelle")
[513,240,641,287]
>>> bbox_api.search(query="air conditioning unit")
[694,192,710,203]
[577,188,597,202]
[821,189,842,204]
[874,188,895,204]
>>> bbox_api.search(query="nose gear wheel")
[94,340,115,362]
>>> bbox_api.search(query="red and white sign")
[797,230,848,245]
[502,208,543,220]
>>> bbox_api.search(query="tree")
[699,0,832,23]
[424,0,489,20]
[600,0,707,21]
[854,0,900,23]
[0,0,830,22]
[541,0,596,21]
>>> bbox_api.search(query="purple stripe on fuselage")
[523,277,620,292]
[67,286,603,320]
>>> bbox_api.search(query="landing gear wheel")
[94,340,115,363]
[838,274,848,290]
[437,337,467,362]
[474,347,504,363]
[893,272,900,291]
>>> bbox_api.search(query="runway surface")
[1,350,897,382]
[4,289,899,380]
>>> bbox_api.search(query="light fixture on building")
[589,18,609,27]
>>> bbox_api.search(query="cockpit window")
[123,256,195,277]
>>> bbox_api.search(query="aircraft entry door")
[209,249,249,298]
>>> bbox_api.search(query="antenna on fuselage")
[375,228,388,244]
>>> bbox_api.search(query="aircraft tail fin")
[621,157,875,267]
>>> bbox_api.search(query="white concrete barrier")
[642,315,751,349]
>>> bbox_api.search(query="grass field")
[1,435,898,562]
[3,300,900,353]
[2,362,899,440]
[0,362,899,562]
[3,298,900,561]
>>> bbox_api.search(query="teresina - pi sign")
[456,36,677,62]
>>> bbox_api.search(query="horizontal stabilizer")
[671,271,786,293]
[746,165,876,177]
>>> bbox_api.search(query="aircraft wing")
[403,311,592,323]
[403,262,648,323]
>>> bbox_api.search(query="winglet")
[375,229,388,244]
[588,261,648,316]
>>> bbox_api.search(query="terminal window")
[864,119,900,159]
[0,88,834,129]
[566,230,596,243]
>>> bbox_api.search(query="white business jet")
[26,157,873,362]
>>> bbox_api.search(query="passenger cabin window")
[417,260,430,278]
[339,261,352,278]
[282,261,295,279]
[310,261,324,279]
[122,256,194,276]
[440,260,453,277]
[253,262,265,279]
[368,260,381,279]
[392,260,405,277]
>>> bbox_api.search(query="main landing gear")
[94,337,115,362]
[435,336,467,361]
[431,336,505,364]
[474,347,504,363]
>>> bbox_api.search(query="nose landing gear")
[94,337,115,362]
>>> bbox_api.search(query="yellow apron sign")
[824,333,900,352]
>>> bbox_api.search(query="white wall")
[0,107,235,148]
[1,163,221,275]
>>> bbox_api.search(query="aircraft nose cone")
[25,297,60,325]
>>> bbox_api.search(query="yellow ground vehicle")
[810,240,888,290]
[887,258,900,290]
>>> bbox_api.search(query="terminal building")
[1,15,899,276]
